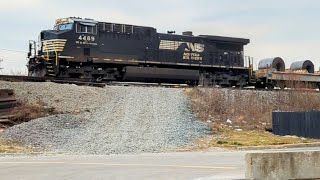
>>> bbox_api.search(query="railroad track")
[106,81,190,88]
[0,89,17,128]
[0,75,190,88]
[0,75,107,87]
[0,75,319,92]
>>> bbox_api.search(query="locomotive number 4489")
[78,35,95,42]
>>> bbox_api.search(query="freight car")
[27,17,251,86]
[254,58,320,89]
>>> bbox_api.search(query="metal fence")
[272,111,320,139]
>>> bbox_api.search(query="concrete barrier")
[245,151,320,180]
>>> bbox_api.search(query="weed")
[190,88,320,131]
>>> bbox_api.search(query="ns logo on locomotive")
[27,17,252,87]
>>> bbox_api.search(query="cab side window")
[76,23,97,34]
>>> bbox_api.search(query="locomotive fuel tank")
[123,66,199,83]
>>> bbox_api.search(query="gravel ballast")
[0,82,211,155]
[0,81,110,113]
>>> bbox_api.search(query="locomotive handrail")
[43,43,50,61]
[53,46,58,67]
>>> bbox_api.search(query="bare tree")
[0,58,3,73]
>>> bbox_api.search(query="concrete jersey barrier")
[245,151,320,180]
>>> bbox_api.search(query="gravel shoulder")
[0,81,211,155]
[0,81,110,113]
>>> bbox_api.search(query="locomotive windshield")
[56,23,74,31]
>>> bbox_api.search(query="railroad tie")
[0,89,17,125]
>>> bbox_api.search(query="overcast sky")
[0,0,320,74]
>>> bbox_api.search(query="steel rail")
[0,75,319,92]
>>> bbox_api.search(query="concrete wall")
[245,151,320,180]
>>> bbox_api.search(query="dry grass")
[1,99,57,127]
[187,87,320,148]
[9,102,56,124]
[195,130,319,149]
[0,140,33,154]
[188,88,320,131]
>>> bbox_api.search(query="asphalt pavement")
[0,147,319,180]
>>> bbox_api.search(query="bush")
[190,88,320,131]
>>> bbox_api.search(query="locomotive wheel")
[266,84,275,90]
[29,66,47,77]
[274,81,285,89]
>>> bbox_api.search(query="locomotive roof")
[70,17,97,23]
[55,17,98,26]
[159,33,250,45]
[199,35,250,45]
[58,17,250,44]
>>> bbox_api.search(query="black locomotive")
[27,17,251,86]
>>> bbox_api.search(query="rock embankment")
[0,81,210,155]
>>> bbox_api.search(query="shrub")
[190,88,320,131]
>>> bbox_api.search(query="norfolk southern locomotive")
[27,17,251,86]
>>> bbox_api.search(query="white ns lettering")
[185,43,205,52]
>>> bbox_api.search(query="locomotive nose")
[40,30,67,52]
[41,30,59,40]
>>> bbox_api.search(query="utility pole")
[0,58,3,72]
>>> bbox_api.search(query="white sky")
[1,0,320,74]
